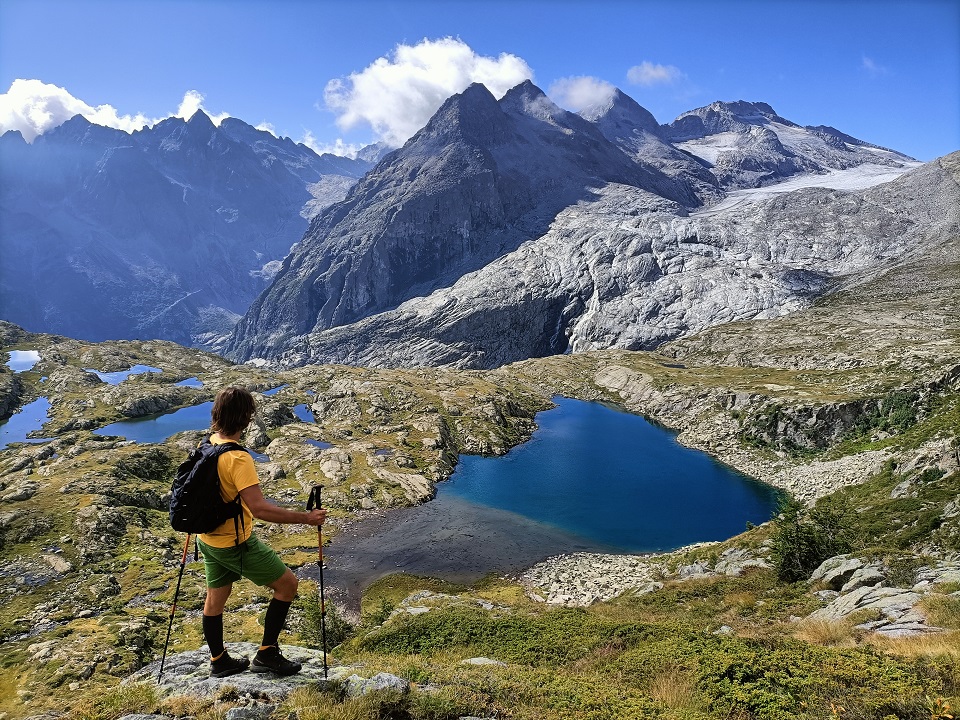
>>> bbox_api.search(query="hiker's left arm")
[239,484,326,525]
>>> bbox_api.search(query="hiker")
[197,386,326,678]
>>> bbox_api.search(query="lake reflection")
[6,350,40,373]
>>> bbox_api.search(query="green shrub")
[848,391,920,440]
[299,584,354,649]
[770,496,855,582]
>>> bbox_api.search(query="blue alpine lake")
[0,397,53,449]
[323,396,784,604]
[93,401,213,443]
[440,397,780,553]
[93,402,268,462]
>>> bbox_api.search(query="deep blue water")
[263,385,287,396]
[175,377,203,388]
[440,397,780,553]
[0,397,53,449]
[293,404,315,422]
[306,439,332,449]
[93,401,213,443]
[6,350,40,373]
[84,365,162,384]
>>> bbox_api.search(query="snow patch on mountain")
[693,162,924,218]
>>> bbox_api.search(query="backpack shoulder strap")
[207,438,249,546]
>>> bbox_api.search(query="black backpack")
[169,437,246,540]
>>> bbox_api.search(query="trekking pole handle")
[306,484,324,511]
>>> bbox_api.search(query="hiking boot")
[251,646,302,676]
[210,651,249,678]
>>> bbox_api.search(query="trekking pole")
[306,485,328,679]
[158,533,191,684]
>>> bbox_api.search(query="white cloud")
[0,79,230,141]
[175,89,230,125]
[861,55,888,75]
[324,37,534,148]
[627,61,684,87]
[548,76,617,111]
[299,130,363,158]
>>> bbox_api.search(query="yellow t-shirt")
[198,435,259,548]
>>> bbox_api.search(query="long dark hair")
[211,386,256,436]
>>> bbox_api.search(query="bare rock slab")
[126,643,347,701]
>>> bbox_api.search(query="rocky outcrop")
[0,370,22,421]
[806,555,960,637]
[127,644,344,701]
[519,545,771,606]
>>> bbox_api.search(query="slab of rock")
[125,643,347,701]
[809,555,863,590]
[914,562,960,590]
[344,672,409,698]
[714,548,772,576]
[42,553,74,574]
[840,567,886,593]
[461,657,506,667]
[1,479,40,502]
[808,585,922,623]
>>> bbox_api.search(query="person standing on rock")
[197,386,326,678]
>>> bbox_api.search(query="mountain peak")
[706,100,779,119]
[0,128,27,147]
[499,80,568,125]
[186,109,215,128]
[663,100,796,142]
[579,87,662,137]
[409,82,503,149]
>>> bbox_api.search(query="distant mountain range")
[0,112,373,349]
[225,82,932,368]
[3,81,941,369]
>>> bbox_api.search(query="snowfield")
[692,162,923,218]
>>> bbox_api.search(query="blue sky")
[1,0,957,160]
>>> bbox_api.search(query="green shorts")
[197,533,288,589]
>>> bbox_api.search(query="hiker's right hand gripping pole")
[307,484,328,679]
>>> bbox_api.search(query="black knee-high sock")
[203,613,225,660]
[260,598,292,649]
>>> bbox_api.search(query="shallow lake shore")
[307,493,617,612]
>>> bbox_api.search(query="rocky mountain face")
[0,112,372,350]
[227,83,930,369]
[580,89,722,201]
[226,81,698,361]
[235,150,953,370]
